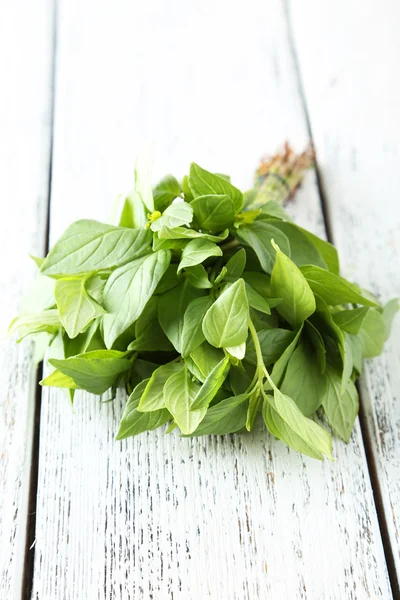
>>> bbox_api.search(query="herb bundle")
[11,146,398,459]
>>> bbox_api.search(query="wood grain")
[289,0,400,588]
[0,0,54,597]
[31,1,392,598]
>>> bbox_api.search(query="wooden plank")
[32,1,392,597]
[289,0,400,588]
[0,0,54,597]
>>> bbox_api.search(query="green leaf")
[40,220,151,277]
[246,328,296,367]
[158,281,203,352]
[322,367,359,442]
[157,225,229,242]
[189,162,244,212]
[280,343,328,416]
[128,297,174,352]
[270,245,316,328]
[163,367,206,434]
[40,370,79,389]
[49,350,131,395]
[300,266,379,307]
[116,380,170,440]
[213,266,227,286]
[137,362,183,412]
[118,192,147,228]
[242,271,271,297]
[263,390,332,460]
[30,254,45,268]
[332,307,370,335]
[245,283,271,315]
[191,194,235,232]
[85,274,107,304]
[263,400,324,460]
[225,248,246,280]
[150,201,193,232]
[103,250,171,348]
[186,342,225,382]
[55,276,105,339]
[382,298,399,339]
[304,320,326,373]
[191,356,230,410]
[269,325,303,387]
[246,389,261,431]
[9,310,60,341]
[153,175,181,212]
[178,239,222,273]
[181,296,213,357]
[360,308,386,357]
[295,227,339,274]
[202,279,249,348]
[236,222,291,274]
[154,264,181,295]
[269,221,328,269]
[185,394,248,436]
[185,264,213,289]
[182,175,194,202]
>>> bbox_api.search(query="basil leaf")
[137,362,183,412]
[85,274,107,304]
[213,266,228,286]
[263,400,325,460]
[270,245,316,328]
[304,320,326,373]
[150,201,193,232]
[269,221,328,269]
[189,162,244,212]
[186,342,225,382]
[191,194,235,232]
[128,297,174,352]
[103,250,171,348]
[40,370,79,389]
[246,328,296,367]
[280,343,328,416]
[360,308,386,357]
[264,390,332,460]
[202,279,249,348]
[191,356,230,410]
[116,380,170,440]
[245,283,271,315]
[300,266,379,307]
[322,367,359,442]
[225,248,246,280]
[295,227,339,274]
[164,367,206,434]
[118,192,147,228]
[382,298,399,339]
[158,281,203,352]
[49,350,131,395]
[153,175,181,212]
[182,175,194,202]
[237,222,291,274]
[9,310,60,341]
[40,220,151,276]
[55,276,105,339]
[181,296,213,357]
[178,239,222,273]
[185,265,213,289]
[246,389,261,431]
[242,271,271,297]
[269,325,303,387]
[332,307,370,335]
[157,225,229,242]
[154,264,181,295]
[186,394,248,436]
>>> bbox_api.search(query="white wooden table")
[1,1,399,598]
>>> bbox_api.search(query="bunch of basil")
[11,160,398,459]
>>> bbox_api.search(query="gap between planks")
[22,0,58,597]
[284,1,400,597]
